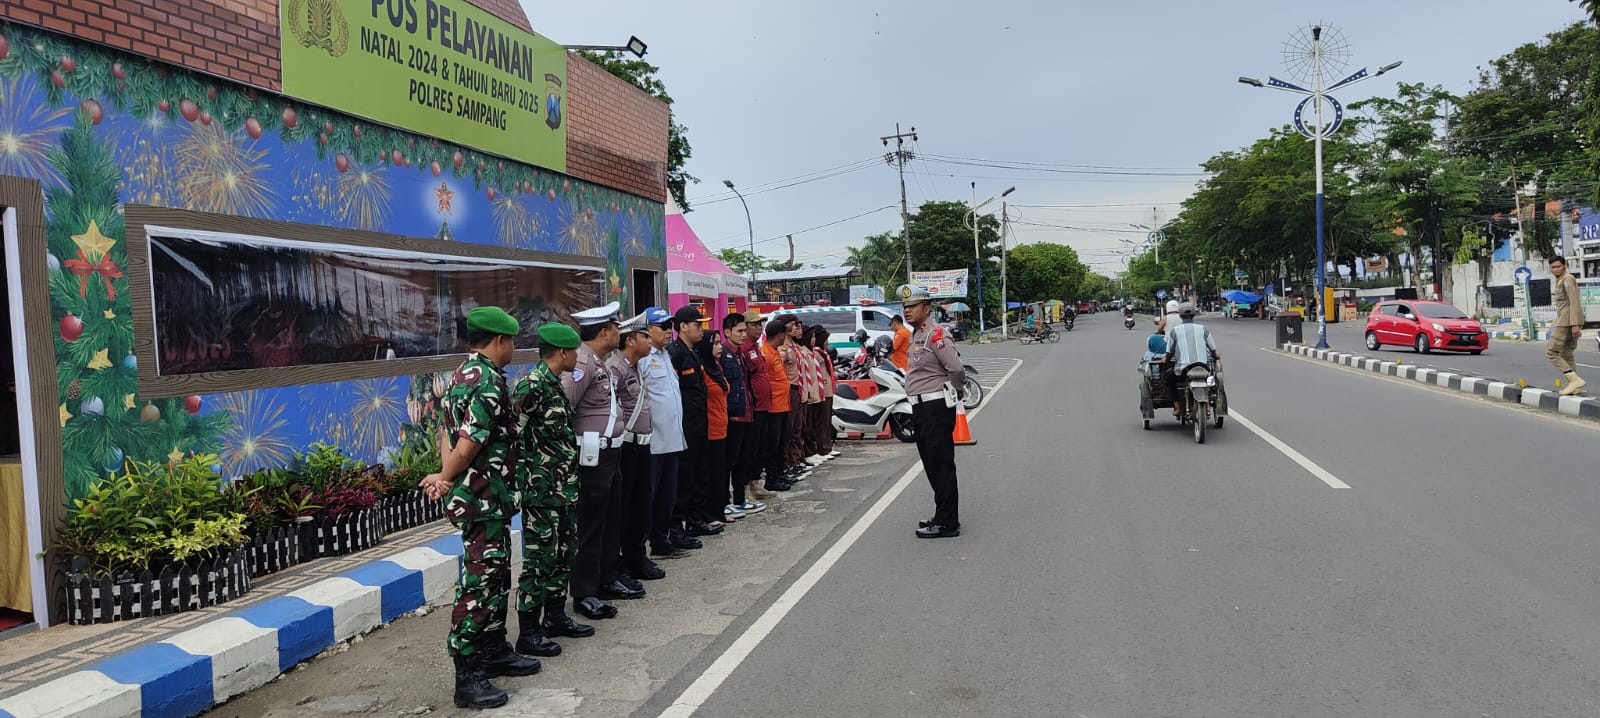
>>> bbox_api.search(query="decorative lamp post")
[1240,24,1400,349]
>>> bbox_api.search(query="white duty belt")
[907,391,948,405]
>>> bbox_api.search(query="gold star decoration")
[87,348,113,370]
[71,219,116,263]
[435,181,455,215]
[103,309,116,319]
[167,447,184,464]
[123,393,136,410]
[59,403,72,427]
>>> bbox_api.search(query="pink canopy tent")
[666,202,749,321]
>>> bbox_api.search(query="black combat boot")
[477,630,541,678]
[541,597,596,638]
[453,653,510,709]
[515,609,562,657]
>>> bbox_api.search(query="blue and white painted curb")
[1488,329,1552,342]
[1280,342,1600,421]
[0,528,509,718]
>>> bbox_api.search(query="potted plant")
[292,444,384,558]
[377,436,447,534]
[57,454,253,624]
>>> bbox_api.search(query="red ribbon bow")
[63,249,124,300]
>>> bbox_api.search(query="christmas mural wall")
[0,21,666,500]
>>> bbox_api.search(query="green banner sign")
[281,0,567,172]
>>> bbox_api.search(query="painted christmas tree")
[46,114,230,500]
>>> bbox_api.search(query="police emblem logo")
[572,368,586,382]
[899,285,914,300]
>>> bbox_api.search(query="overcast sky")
[520,0,1589,276]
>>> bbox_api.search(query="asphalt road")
[1299,316,1600,394]
[219,314,1600,717]
[654,314,1600,717]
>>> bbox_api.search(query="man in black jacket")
[667,306,719,537]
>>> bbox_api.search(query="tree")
[1006,243,1088,304]
[1578,0,1600,22]
[713,248,776,275]
[47,115,230,499]
[578,51,697,211]
[844,231,903,289]
[904,202,1003,326]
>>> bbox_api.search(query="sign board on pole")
[910,269,970,298]
[1514,266,1533,283]
[848,285,884,304]
[280,0,568,171]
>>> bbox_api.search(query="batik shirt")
[512,362,579,508]
[440,352,520,523]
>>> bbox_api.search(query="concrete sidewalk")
[1280,342,1600,422]
[0,522,475,718]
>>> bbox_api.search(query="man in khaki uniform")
[899,284,966,539]
[1548,256,1587,395]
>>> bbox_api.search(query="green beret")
[466,306,520,336]
[537,322,581,349]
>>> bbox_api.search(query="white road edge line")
[1229,409,1351,489]
[655,358,1025,718]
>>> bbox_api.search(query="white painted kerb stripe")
[655,359,1024,717]
[1230,409,1351,489]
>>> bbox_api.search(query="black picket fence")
[378,490,447,535]
[66,546,252,625]
[298,507,385,559]
[245,524,303,578]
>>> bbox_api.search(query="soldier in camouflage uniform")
[420,306,541,710]
[510,322,591,658]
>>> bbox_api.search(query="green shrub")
[59,453,249,575]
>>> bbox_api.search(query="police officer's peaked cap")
[466,306,520,336]
[617,312,650,335]
[573,301,621,327]
[897,284,932,303]
[537,322,581,348]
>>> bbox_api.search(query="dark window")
[861,310,895,331]
[778,312,857,336]
[148,230,600,377]
[1416,304,1468,319]
[1378,304,1399,316]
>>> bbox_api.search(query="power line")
[706,205,899,251]
[919,152,1204,172]
[688,157,882,206]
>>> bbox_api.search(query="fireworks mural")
[0,75,70,187]
[0,20,666,500]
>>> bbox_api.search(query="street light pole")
[965,185,1014,341]
[1001,201,1010,340]
[1240,29,1401,349]
[723,180,756,300]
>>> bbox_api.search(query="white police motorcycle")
[832,334,917,442]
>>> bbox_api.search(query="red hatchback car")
[1364,300,1487,354]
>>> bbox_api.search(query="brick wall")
[0,0,667,202]
[565,54,670,203]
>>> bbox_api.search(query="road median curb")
[0,529,497,718]
[1278,343,1600,422]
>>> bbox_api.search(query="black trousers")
[701,438,727,520]
[912,401,960,527]
[648,452,680,551]
[758,410,788,485]
[726,419,755,506]
[618,443,653,572]
[675,434,708,526]
[571,447,622,600]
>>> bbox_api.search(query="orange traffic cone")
[952,401,976,445]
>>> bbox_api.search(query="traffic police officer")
[421,306,540,710]
[899,285,967,539]
[564,302,625,621]
[608,312,664,587]
[510,321,592,661]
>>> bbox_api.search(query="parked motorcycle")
[832,336,916,442]
[837,330,983,412]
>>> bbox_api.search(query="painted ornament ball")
[103,446,125,474]
[80,99,103,125]
[281,106,298,129]
[59,312,83,342]
[46,252,61,273]
[140,403,161,424]
[80,395,105,416]
[184,395,201,415]
[122,353,137,372]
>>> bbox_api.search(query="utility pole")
[1001,201,1010,340]
[971,183,983,338]
[881,124,918,282]
[786,234,795,269]
[1511,160,1534,341]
